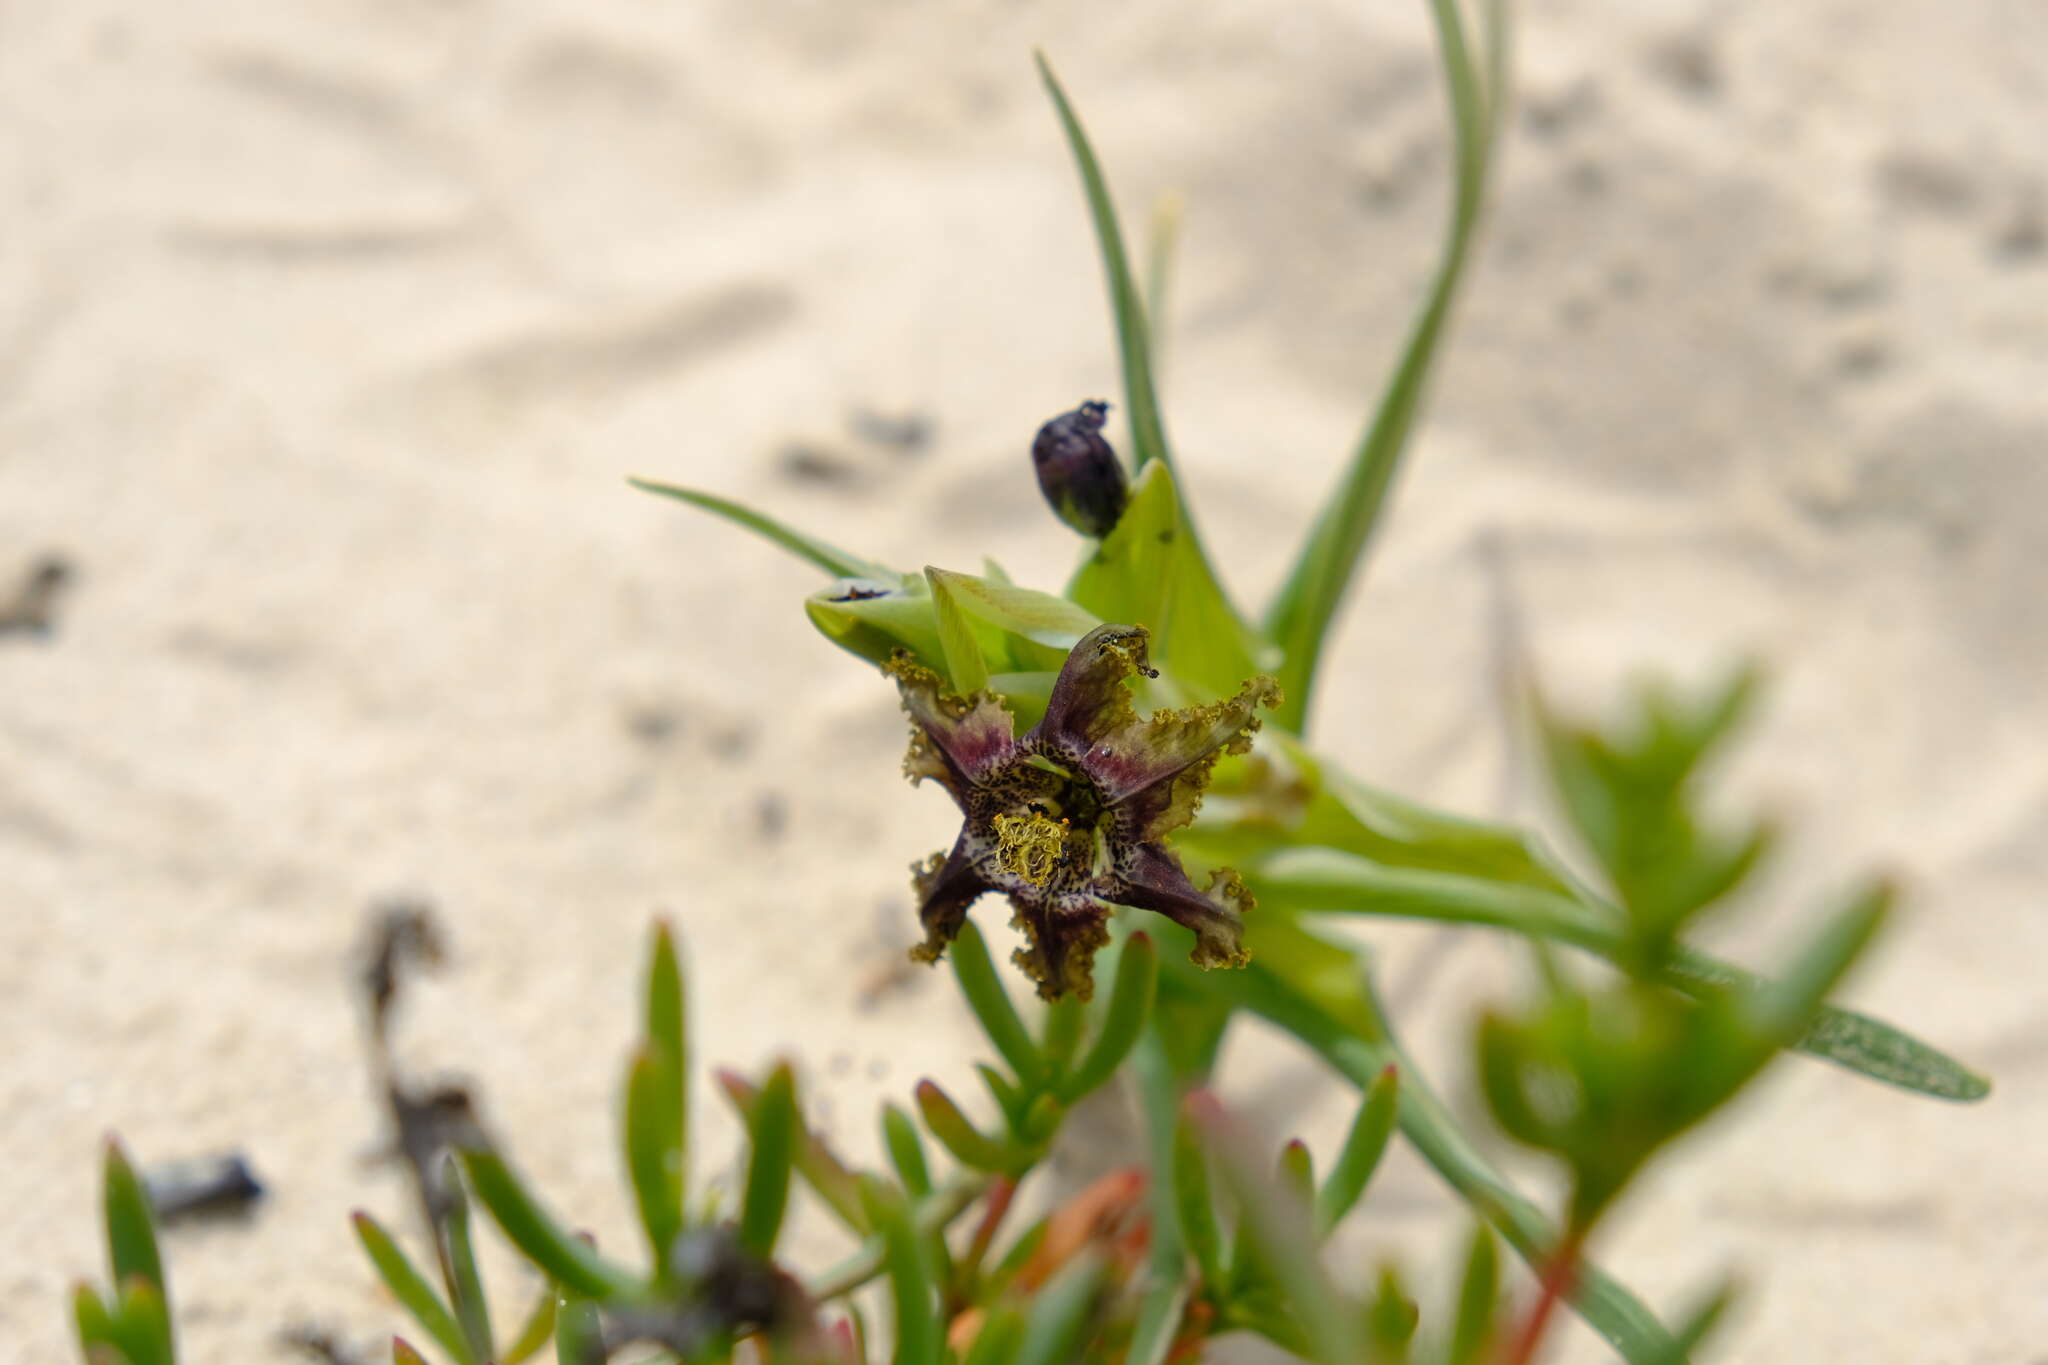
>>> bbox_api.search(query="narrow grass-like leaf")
[1262,0,1505,732]
[458,1151,635,1299]
[628,478,896,581]
[1446,1223,1501,1365]
[353,1212,471,1365]
[102,1141,163,1298]
[1034,53,1172,478]
[1747,882,1889,1048]
[501,1281,558,1365]
[1015,1251,1108,1365]
[1039,996,1087,1079]
[624,1047,684,1272]
[951,921,1045,1088]
[439,1159,494,1364]
[739,1063,798,1257]
[1238,844,1988,1100]
[1060,931,1157,1101]
[880,1104,933,1200]
[1314,1062,1399,1238]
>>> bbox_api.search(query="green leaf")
[1746,881,1890,1050]
[963,1306,1028,1365]
[1191,1098,1361,1365]
[718,1069,871,1235]
[553,1290,603,1365]
[881,1103,933,1199]
[458,1150,635,1300]
[102,1140,163,1298]
[1262,0,1507,732]
[643,920,688,1170]
[926,567,992,695]
[1313,1062,1399,1238]
[1169,1115,1225,1289]
[916,1080,1024,1174]
[109,1279,173,1365]
[73,1284,119,1358]
[439,1159,494,1364]
[1066,462,1267,704]
[1039,996,1088,1078]
[1125,1277,1191,1365]
[501,1281,559,1365]
[1219,919,1680,1362]
[739,1063,798,1257]
[628,478,896,581]
[1645,1277,1740,1365]
[1034,52,1173,479]
[863,1180,942,1365]
[353,1212,472,1365]
[1014,1252,1108,1365]
[1445,1223,1501,1365]
[624,1047,685,1274]
[1239,843,1989,1101]
[951,921,1046,1089]
[1060,931,1157,1101]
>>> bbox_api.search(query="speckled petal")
[1007,896,1113,1003]
[1031,623,1155,753]
[884,651,1018,798]
[1095,675,1281,838]
[1114,844,1253,972]
[908,838,996,965]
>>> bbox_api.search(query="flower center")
[993,811,1069,886]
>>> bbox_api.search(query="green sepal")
[927,567,992,696]
[1066,462,1268,704]
[352,1211,472,1365]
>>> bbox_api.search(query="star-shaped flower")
[886,623,1281,1000]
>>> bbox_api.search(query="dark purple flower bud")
[1031,400,1129,539]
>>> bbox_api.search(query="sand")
[4,1,2044,1360]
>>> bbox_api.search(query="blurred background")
[4,0,2044,1359]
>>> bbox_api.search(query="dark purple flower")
[886,623,1280,1000]
[1031,400,1129,539]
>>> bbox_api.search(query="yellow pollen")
[994,811,1068,887]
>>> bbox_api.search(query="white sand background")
[5,0,2045,1360]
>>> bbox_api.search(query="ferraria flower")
[887,623,1280,1000]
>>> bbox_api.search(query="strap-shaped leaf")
[1262,0,1508,732]
[501,1281,559,1365]
[102,1140,163,1298]
[353,1211,471,1365]
[718,1070,871,1234]
[1446,1223,1502,1365]
[624,1047,685,1273]
[628,478,896,581]
[1234,845,1988,1101]
[881,1104,933,1199]
[1033,53,1173,479]
[916,1080,1027,1175]
[1313,1061,1399,1238]
[439,1159,494,1364]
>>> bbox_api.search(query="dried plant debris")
[0,554,73,639]
[142,1152,266,1224]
